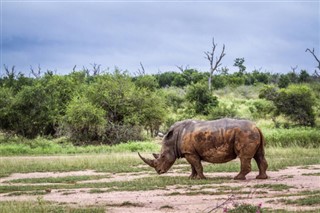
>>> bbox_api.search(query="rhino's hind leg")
[185,154,206,179]
[234,158,251,180]
[254,155,268,179]
[189,165,197,179]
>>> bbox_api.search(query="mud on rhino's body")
[139,118,268,180]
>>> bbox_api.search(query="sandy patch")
[1,165,319,212]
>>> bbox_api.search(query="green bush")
[186,83,218,115]
[208,102,237,119]
[63,96,107,143]
[274,85,316,126]
[162,87,185,111]
[247,99,276,119]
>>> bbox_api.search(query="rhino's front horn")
[138,152,155,168]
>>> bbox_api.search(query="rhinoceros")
[138,118,268,180]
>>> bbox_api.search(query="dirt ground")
[1,164,320,213]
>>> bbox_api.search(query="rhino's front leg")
[185,154,206,179]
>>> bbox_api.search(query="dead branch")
[290,65,298,73]
[204,37,226,90]
[137,62,146,76]
[206,195,235,213]
[30,64,42,78]
[90,63,101,76]
[3,64,16,78]
[176,65,189,73]
[306,48,320,77]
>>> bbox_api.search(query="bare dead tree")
[204,37,226,90]
[3,64,16,79]
[306,48,320,77]
[290,65,298,73]
[176,65,189,73]
[91,63,101,76]
[137,62,146,76]
[30,64,42,78]
[72,65,77,72]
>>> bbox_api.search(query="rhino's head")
[138,128,179,174]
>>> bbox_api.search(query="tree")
[63,96,107,143]
[234,58,246,75]
[274,85,315,126]
[305,48,320,77]
[260,85,316,126]
[204,37,226,91]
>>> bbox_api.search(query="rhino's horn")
[152,153,160,159]
[138,152,155,168]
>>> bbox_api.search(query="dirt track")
[1,165,320,212]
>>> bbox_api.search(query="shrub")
[63,96,107,144]
[208,102,237,119]
[186,83,218,115]
[274,85,315,126]
[247,99,276,119]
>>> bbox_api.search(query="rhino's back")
[180,118,259,163]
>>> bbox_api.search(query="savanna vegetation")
[0,61,319,149]
[1,46,320,212]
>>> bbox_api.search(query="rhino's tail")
[254,127,268,177]
[255,127,266,158]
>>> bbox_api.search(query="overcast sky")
[1,1,319,76]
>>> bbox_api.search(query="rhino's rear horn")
[138,152,155,168]
[152,153,160,159]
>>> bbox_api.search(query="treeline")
[0,67,319,144]
[151,68,317,89]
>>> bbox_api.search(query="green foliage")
[134,75,159,91]
[278,74,290,88]
[228,203,263,213]
[258,85,278,100]
[247,99,276,119]
[0,74,76,138]
[0,201,105,213]
[274,85,316,126]
[233,57,246,74]
[259,84,316,126]
[162,87,185,111]
[208,102,237,119]
[63,96,106,143]
[185,83,218,115]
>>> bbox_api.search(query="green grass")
[0,176,226,194]
[4,175,111,184]
[280,194,320,206]
[0,153,148,178]
[263,128,320,147]
[302,172,320,176]
[253,184,293,191]
[1,147,319,178]
[0,200,105,213]
[0,135,160,156]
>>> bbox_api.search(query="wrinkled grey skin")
[138,118,268,180]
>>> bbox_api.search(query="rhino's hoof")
[256,174,268,179]
[234,175,246,180]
